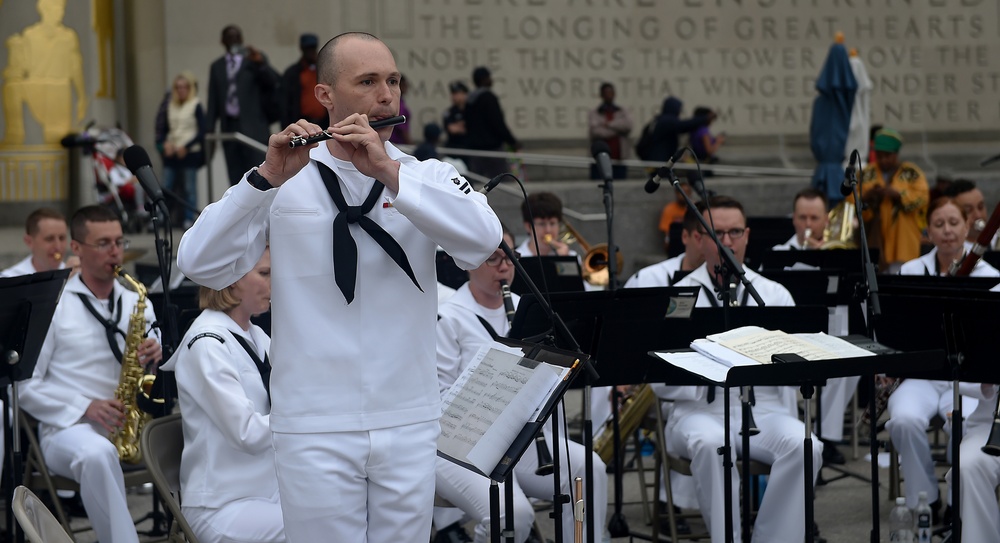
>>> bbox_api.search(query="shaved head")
[317,32,382,85]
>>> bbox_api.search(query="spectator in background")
[587,82,632,180]
[389,74,411,145]
[280,33,326,127]
[846,127,929,272]
[465,66,520,179]
[414,123,442,162]
[658,181,696,253]
[155,71,206,229]
[649,96,710,163]
[205,24,280,186]
[687,106,725,175]
[442,81,469,151]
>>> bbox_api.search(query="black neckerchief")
[229,331,271,401]
[77,292,125,362]
[315,160,422,304]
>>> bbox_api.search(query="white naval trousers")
[665,408,822,543]
[41,421,139,543]
[818,376,861,442]
[958,425,1000,543]
[272,420,439,543]
[886,379,953,507]
[183,496,285,543]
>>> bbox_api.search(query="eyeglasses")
[700,228,746,240]
[77,238,130,252]
[484,251,519,267]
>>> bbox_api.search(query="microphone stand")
[135,196,178,537]
[598,165,627,542]
[842,151,884,543]
[496,238,597,543]
[671,172,763,543]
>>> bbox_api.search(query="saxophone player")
[667,196,824,543]
[434,229,609,543]
[20,205,161,543]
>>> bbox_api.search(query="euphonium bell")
[821,201,857,249]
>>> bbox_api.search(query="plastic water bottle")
[914,491,932,543]
[889,497,914,542]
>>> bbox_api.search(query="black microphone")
[123,145,164,203]
[644,147,687,194]
[841,151,858,197]
[477,173,506,195]
[591,140,614,182]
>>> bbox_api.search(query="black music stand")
[0,269,71,542]
[510,256,585,296]
[653,338,948,543]
[875,284,1000,543]
[437,337,588,543]
[509,287,699,541]
[758,247,880,272]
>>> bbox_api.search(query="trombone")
[544,220,624,287]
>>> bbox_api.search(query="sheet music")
[706,326,838,364]
[690,339,760,367]
[653,351,735,384]
[438,343,565,476]
[796,332,875,359]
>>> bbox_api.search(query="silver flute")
[288,115,406,148]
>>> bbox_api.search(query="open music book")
[654,326,875,384]
[438,341,573,478]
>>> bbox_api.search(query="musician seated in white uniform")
[625,204,704,288]
[772,188,828,251]
[0,207,79,277]
[160,247,285,543]
[667,195,824,543]
[957,383,1000,543]
[20,205,162,543]
[887,197,999,522]
[435,230,609,543]
[770,188,855,466]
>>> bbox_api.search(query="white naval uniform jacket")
[0,255,67,277]
[160,310,277,508]
[663,264,798,417]
[177,143,502,434]
[435,283,519,396]
[771,234,805,251]
[623,253,685,288]
[899,244,1000,277]
[21,274,159,439]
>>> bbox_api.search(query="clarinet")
[981,387,1000,456]
[500,279,555,476]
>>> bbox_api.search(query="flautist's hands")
[327,113,400,189]
[257,120,325,188]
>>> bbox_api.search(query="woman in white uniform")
[162,248,284,543]
[888,197,998,516]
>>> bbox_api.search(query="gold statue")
[92,0,115,98]
[2,0,87,145]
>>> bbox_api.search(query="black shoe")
[59,493,88,518]
[433,521,473,543]
[657,503,691,535]
[812,521,827,543]
[821,440,846,465]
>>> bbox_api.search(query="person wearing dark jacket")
[280,33,326,128]
[649,96,710,163]
[464,66,520,178]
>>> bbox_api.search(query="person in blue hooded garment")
[648,96,711,163]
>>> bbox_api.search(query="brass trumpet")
[545,220,624,287]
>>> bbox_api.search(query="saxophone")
[110,265,156,464]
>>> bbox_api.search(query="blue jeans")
[163,166,198,224]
